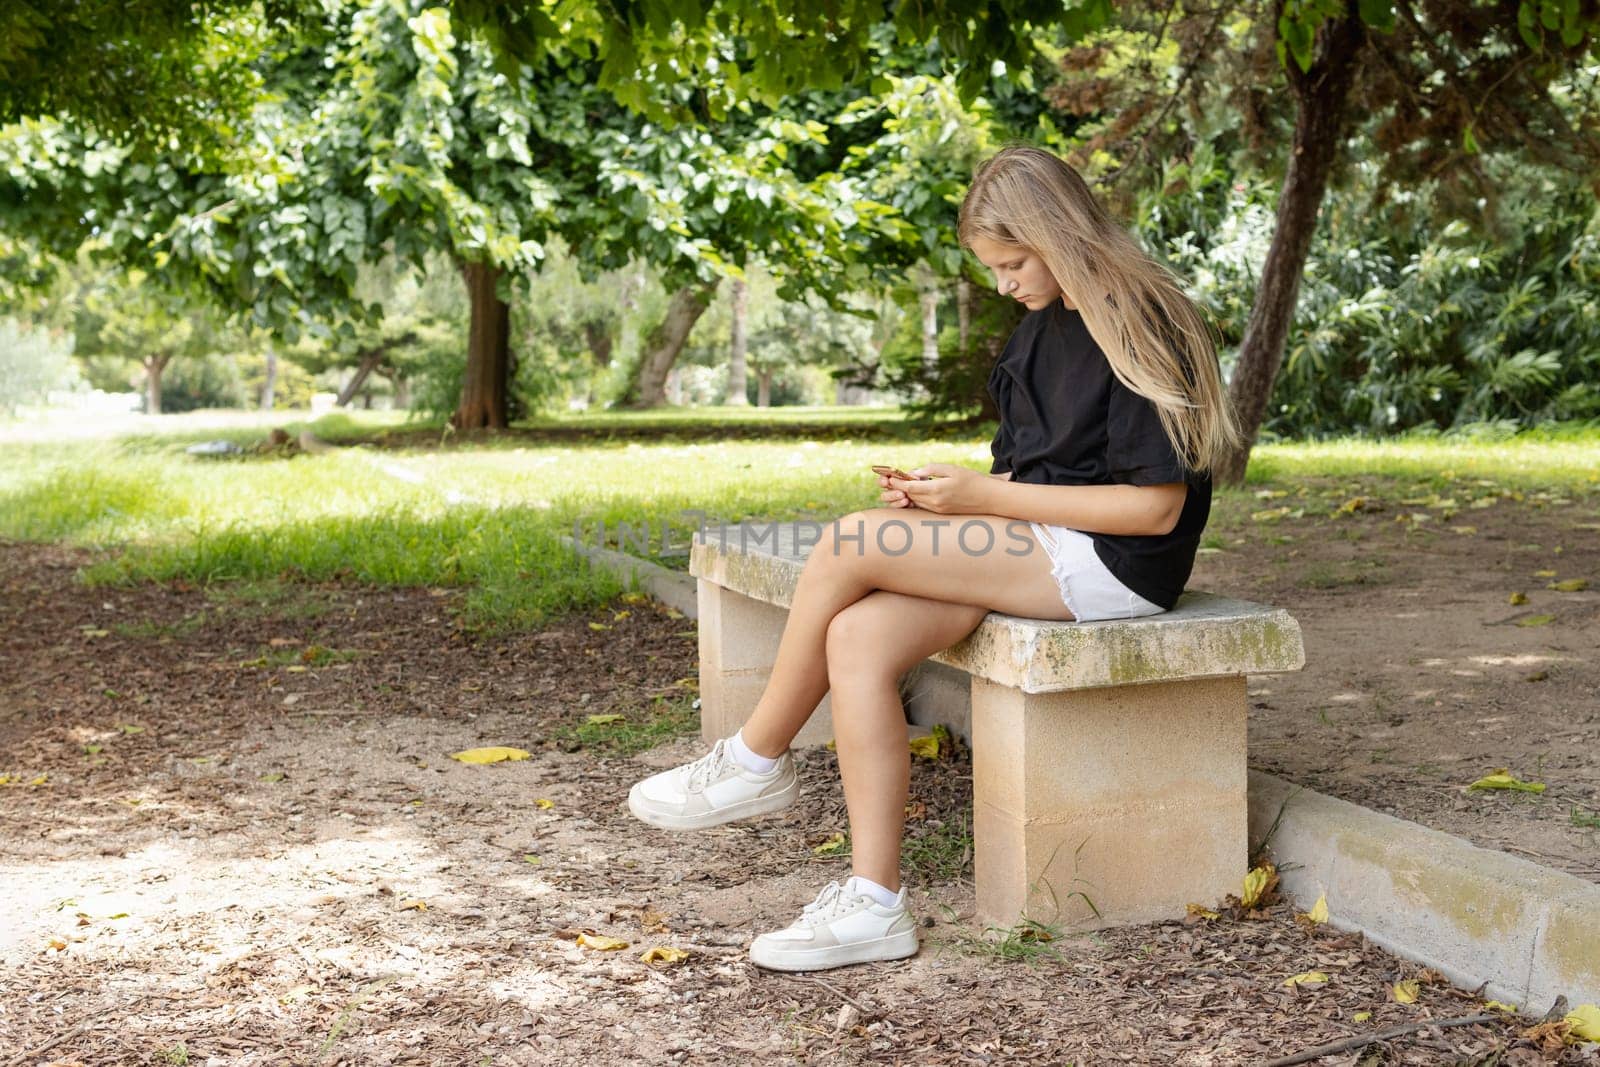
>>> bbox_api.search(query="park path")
[0,541,1583,1064]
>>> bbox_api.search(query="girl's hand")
[877,471,917,509]
[888,464,990,515]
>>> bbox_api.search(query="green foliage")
[0,317,78,415]
[160,354,247,413]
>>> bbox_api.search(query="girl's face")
[969,236,1069,311]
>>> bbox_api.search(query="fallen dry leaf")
[1467,768,1545,793]
[450,747,531,765]
[577,932,629,951]
[1241,864,1279,910]
[1296,893,1328,927]
[812,832,848,856]
[1284,971,1330,988]
[640,946,690,966]
[1567,1004,1600,1041]
[1393,979,1420,1004]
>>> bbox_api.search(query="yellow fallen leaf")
[1337,497,1367,515]
[813,832,848,856]
[1393,979,1420,1004]
[620,593,647,605]
[1484,1000,1518,1014]
[578,932,629,951]
[1452,525,1477,535]
[585,713,624,725]
[1186,903,1220,921]
[1241,864,1277,910]
[1548,578,1589,592]
[640,946,691,966]
[1284,971,1330,988]
[1467,769,1545,793]
[81,628,109,638]
[0,774,11,785]
[665,609,684,620]
[1516,614,1554,627]
[399,899,427,911]
[1533,569,1558,578]
[1565,1004,1600,1040]
[522,854,540,864]
[28,774,47,786]
[612,610,631,621]
[1299,893,1328,925]
[450,747,531,765]
[47,938,67,951]
[1508,591,1528,606]
[908,735,940,759]
[588,622,611,631]
[1353,1011,1372,1022]
[535,798,555,810]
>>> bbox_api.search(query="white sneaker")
[748,879,919,972]
[627,737,798,830]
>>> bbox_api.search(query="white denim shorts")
[1028,522,1166,623]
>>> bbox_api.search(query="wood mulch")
[1,540,1593,1065]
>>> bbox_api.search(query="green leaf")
[1358,0,1396,32]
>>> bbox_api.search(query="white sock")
[728,729,779,774]
[845,874,903,909]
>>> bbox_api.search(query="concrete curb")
[561,536,698,619]
[1249,770,1600,1011]
[574,544,1600,1011]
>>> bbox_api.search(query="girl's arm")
[979,479,1186,537]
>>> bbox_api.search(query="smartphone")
[870,464,932,481]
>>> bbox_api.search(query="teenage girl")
[627,144,1239,972]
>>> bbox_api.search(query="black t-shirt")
[986,299,1210,610]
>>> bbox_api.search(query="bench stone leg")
[971,675,1247,930]
[697,580,835,748]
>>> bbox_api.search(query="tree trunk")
[1216,12,1366,484]
[726,276,750,406]
[920,285,940,370]
[142,352,170,415]
[393,375,410,410]
[336,350,384,408]
[260,345,277,410]
[757,368,773,407]
[623,280,720,409]
[454,259,512,429]
[957,277,972,351]
[583,319,614,368]
[666,365,683,405]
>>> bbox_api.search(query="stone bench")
[690,520,1306,931]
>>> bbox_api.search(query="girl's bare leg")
[735,554,875,757]
[823,591,992,889]
[737,510,1070,758]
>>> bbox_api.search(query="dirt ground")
[2,488,1598,1064]
[1189,479,1600,886]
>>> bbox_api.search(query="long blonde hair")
[957,145,1239,474]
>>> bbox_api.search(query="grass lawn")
[2,407,1595,629]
